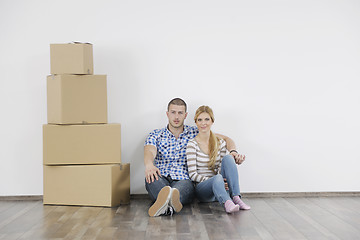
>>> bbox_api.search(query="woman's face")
[195,112,213,133]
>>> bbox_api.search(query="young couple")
[144,98,250,217]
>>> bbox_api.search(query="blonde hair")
[194,106,220,171]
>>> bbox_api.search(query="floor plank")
[286,197,360,239]
[269,198,340,240]
[228,203,274,240]
[0,197,360,240]
[0,202,16,213]
[309,197,360,231]
[246,198,307,240]
[0,201,39,231]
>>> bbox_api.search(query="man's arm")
[144,145,161,183]
[214,133,246,165]
[215,133,236,151]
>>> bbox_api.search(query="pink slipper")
[224,200,240,213]
[233,196,251,210]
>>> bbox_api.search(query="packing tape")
[70,41,92,44]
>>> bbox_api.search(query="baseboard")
[241,191,360,198]
[0,195,151,201]
[130,194,149,199]
[0,195,44,201]
[1,192,359,201]
[132,192,360,199]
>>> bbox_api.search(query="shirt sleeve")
[220,139,227,159]
[186,140,209,183]
[144,130,158,147]
[217,139,227,174]
[189,125,199,138]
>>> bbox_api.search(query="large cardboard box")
[43,164,130,207]
[43,124,121,165]
[50,43,93,74]
[47,74,107,124]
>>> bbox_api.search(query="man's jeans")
[195,155,241,204]
[145,175,195,205]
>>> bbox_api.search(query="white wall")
[1,0,359,196]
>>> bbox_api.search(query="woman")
[186,105,250,213]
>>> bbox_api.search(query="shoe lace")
[163,206,174,216]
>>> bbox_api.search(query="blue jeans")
[195,155,241,204]
[145,175,195,205]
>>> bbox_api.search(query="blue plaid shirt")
[145,125,198,180]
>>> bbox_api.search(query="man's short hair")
[167,98,187,112]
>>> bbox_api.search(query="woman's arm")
[186,141,209,183]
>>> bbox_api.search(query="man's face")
[166,104,187,129]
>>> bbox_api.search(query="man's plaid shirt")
[145,125,198,180]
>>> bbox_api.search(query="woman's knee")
[213,174,225,185]
[222,154,236,166]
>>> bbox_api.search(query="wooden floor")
[1,196,360,240]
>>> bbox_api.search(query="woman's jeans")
[145,175,195,205]
[195,155,241,204]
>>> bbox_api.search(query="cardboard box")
[47,74,107,124]
[43,124,121,165]
[50,43,93,74]
[43,164,130,207]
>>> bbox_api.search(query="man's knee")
[172,179,194,192]
[145,176,168,201]
[145,176,161,185]
[172,180,195,205]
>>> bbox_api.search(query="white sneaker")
[148,186,172,217]
[168,188,183,213]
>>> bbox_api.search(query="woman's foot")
[233,196,251,210]
[224,200,239,213]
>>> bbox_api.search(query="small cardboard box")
[50,43,93,74]
[43,124,121,165]
[47,74,107,124]
[43,164,130,207]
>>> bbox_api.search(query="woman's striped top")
[186,138,227,183]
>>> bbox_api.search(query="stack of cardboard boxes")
[43,43,130,207]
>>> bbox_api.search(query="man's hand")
[145,163,161,183]
[144,145,160,183]
[231,152,246,165]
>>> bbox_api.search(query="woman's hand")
[231,152,246,165]
[224,178,229,190]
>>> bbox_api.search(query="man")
[144,98,244,217]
